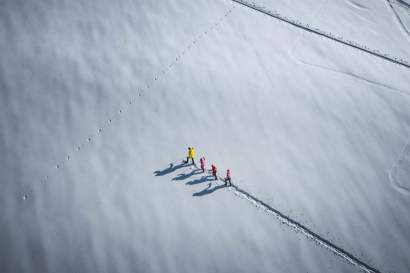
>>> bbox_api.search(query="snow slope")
[0,0,409,272]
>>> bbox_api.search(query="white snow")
[0,0,409,272]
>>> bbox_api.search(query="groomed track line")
[231,0,410,70]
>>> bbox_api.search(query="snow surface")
[0,0,409,272]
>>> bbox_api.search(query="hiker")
[200,157,205,172]
[185,147,190,163]
[185,147,195,165]
[224,169,231,186]
[189,147,195,165]
[211,164,218,180]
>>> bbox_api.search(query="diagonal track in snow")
[387,0,410,39]
[227,183,382,273]
[231,0,410,70]
[187,164,382,273]
[394,0,410,10]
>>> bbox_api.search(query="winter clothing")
[186,147,195,165]
[225,169,231,186]
[200,157,205,172]
[189,148,195,159]
[211,165,218,180]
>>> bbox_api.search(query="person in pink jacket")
[200,157,205,173]
[211,164,218,180]
[224,169,231,186]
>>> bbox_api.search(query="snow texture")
[0,0,409,272]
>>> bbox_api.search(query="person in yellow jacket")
[185,147,195,165]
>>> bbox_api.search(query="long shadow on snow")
[193,183,226,197]
[172,169,202,181]
[186,175,214,185]
[154,162,187,176]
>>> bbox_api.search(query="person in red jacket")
[200,157,206,173]
[211,164,218,180]
[224,169,231,186]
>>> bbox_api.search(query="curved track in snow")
[232,0,410,70]
[389,136,410,195]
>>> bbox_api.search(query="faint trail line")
[293,55,410,97]
[231,0,410,70]
[388,135,410,194]
[21,5,236,201]
[184,164,381,273]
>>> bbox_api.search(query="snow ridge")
[232,0,410,69]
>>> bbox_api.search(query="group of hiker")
[185,147,232,186]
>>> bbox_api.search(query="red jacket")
[211,165,217,174]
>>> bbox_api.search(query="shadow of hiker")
[193,183,226,197]
[186,175,214,185]
[154,162,187,176]
[172,169,202,181]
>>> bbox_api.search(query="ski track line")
[21,5,236,201]
[394,0,410,10]
[289,0,410,98]
[387,0,410,39]
[180,163,382,273]
[293,55,410,97]
[231,0,410,70]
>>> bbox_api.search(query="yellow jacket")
[188,148,195,159]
